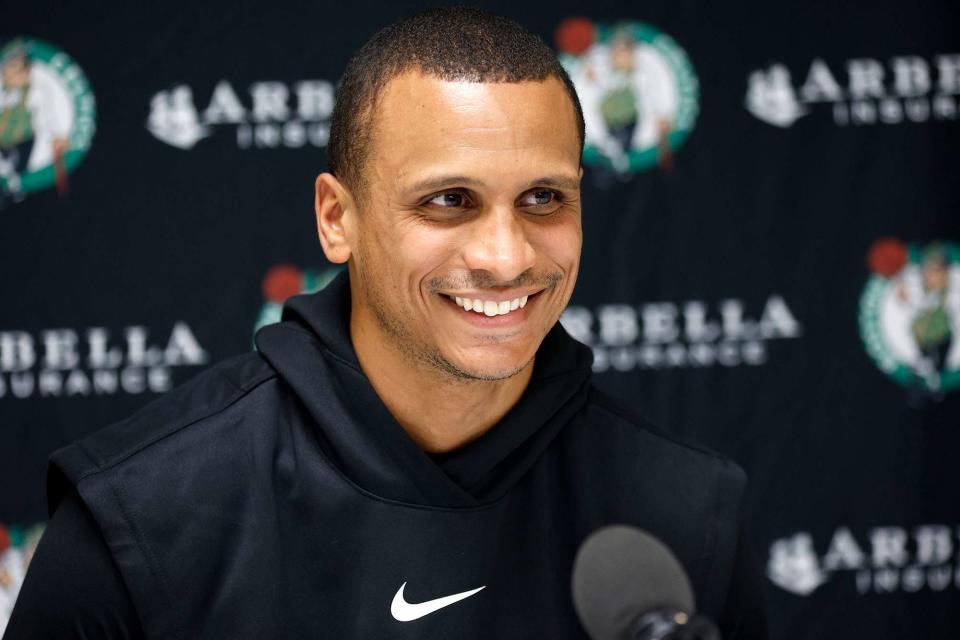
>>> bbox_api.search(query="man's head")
[1,45,30,89]
[922,246,948,292]
[316,7,585,382]
[327,7,585,200]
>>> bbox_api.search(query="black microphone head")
[571,525,695,640]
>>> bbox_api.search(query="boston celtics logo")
[0,522,44,632]
[0,37,95,208]
[555,18,698,177]
[253,264,343,338]
[859,238,960,397]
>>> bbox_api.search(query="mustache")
[427,270,562,292]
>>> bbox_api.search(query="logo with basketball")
[859,238,960,397]
[0,522,44,632]
[555,18,699,178]
[253,264,343,339]
[0,37,96,208]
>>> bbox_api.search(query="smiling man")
[319,67,584,453]
[4,8,765,640]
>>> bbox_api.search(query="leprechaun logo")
[0,522,44,633]
[253,264,343,338]
[555,17,699,178]
[0,37,95,208]
[859,238,960,397]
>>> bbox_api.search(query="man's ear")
[315,173,356,264]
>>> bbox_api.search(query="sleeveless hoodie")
[49,273,746,639]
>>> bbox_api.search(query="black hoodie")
[12,273,763,639]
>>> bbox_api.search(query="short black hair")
[328,7,585,199]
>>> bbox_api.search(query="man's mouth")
[442,292,543,317]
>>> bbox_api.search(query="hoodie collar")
[255,271,593,508]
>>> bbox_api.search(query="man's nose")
[461,206,536,283]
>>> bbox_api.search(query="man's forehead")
[376,70,569,122]
[367,71,581,183]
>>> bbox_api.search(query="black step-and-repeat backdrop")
[2,1,958,636]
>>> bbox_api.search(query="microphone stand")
[630,609,721,640]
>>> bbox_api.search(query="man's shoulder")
[574,385,746,487]
[49,352,280,502]
[565,387,749,620]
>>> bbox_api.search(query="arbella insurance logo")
[147,79,334,150]
[0,323,209,400]
[746,54,960,128]
[769,525,960,597]
[561,295,802,372]
[556,18,698,178]
[0,37,95,208]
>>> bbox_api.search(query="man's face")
[923,259,947,292]
[346,71,582,380]
[2,55,29,88]
[611,38,636,73]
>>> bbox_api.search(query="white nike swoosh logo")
[390,581,486,621]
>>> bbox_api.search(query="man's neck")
[350,304,533,454]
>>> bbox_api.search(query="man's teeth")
[452,295,529,316]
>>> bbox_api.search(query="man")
[0,42,71,207]
[5,8,766,639]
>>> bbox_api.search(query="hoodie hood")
[254,271,593,508]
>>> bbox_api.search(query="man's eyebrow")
[405,176,486,193]
[522,175,581,191]
[404,175,581,193]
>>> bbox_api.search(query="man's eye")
[427,192,470,208]
[520,189,563,213]
[527,190,556,205]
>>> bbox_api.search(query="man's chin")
[428,350,534,382]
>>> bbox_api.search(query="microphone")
[571,525,720,640]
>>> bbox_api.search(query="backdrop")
[2,1,959,637]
